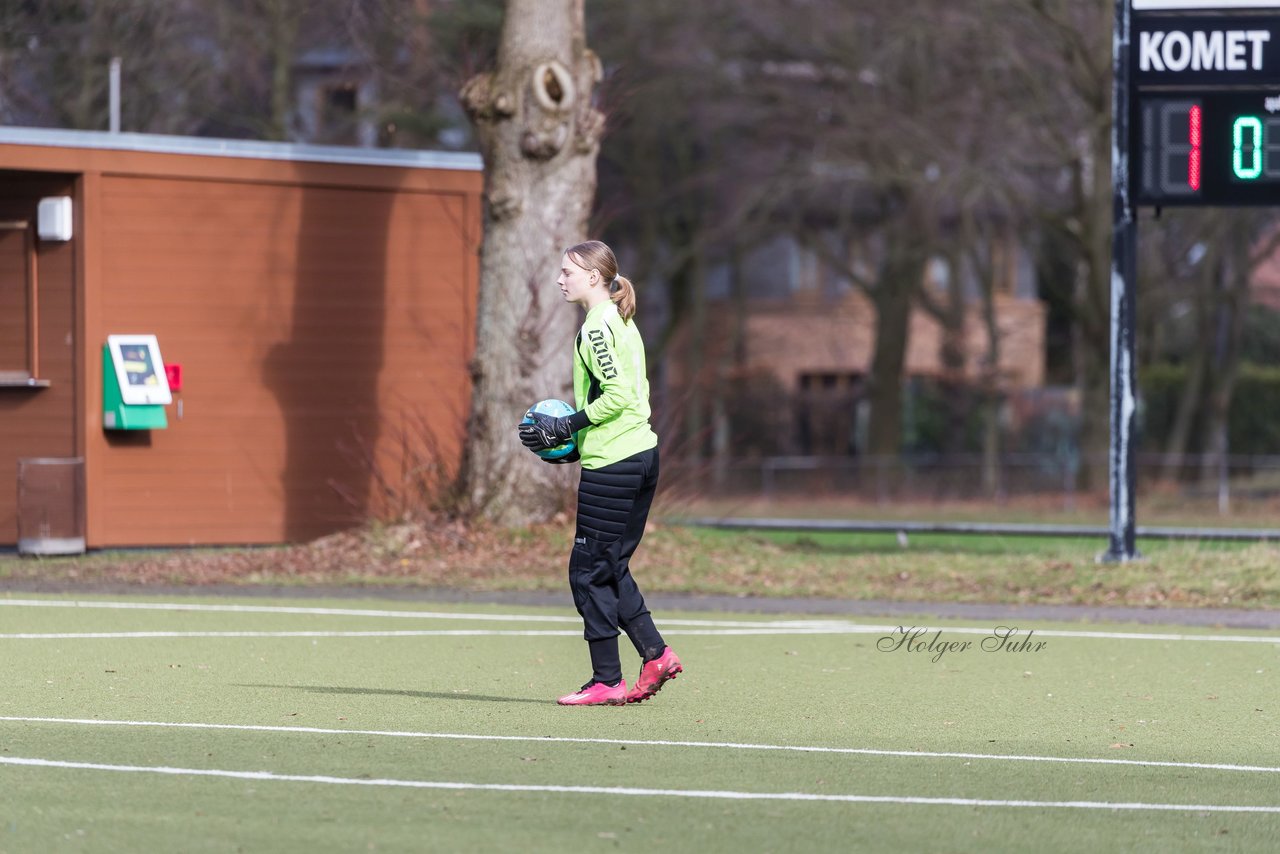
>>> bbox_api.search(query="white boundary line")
[2,755,1277,812]
[0,629,845,639]
[0,599,831,628]
[3,598,1277,643]
[3,717,1277,775]
[0,631,578,639]
[2,625,1279,643]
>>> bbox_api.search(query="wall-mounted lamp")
[37,197,73,241]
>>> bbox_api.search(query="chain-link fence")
[665,452,1280,519]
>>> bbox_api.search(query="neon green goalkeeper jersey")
[573,301,658,469]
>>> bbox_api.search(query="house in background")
[292,46,383,148]
[660,232,1047,457]
[0,126,481,549]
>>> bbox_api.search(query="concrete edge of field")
[2,580,1279,629]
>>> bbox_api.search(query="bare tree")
[203,0,357,141]
[996,0,1116,488]
[0,0,221,133]
[1146,211,1280,481]
[0,0,372,141]
[585,0,760,461]
[735,0,1030,457]
[458,0,604,523]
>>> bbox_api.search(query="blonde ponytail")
[611,275,636,322]
[565,239,638,322]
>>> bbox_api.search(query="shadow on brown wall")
[263,169,403,542]
[0,172,78,544]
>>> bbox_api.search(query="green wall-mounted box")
[103,335,170,430]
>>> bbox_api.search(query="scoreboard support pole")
[1106,0,1142,562]
[1111,0,1280,559]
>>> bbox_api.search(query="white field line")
[2,756,1278,813]
[0,629,840,639]
[2,598,1277,644]
[2,625,1279,643]
[0,599,832,628]
[3,716,1278,776]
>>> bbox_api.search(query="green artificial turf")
[1,592,1278,853]
[4,522,1280,610]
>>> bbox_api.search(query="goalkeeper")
[518,239,682,707]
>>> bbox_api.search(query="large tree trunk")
[970,234,1004,499]
[936,249,969,456]
[866,219,927,457]
[866,266,919,457]
[459,0,604,524]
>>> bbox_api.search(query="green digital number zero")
[1233,116,1263,180]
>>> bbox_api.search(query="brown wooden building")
[0,127,482,548]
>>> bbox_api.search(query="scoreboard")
[1132,1,1280,205]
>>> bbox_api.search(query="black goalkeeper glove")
[518,411,576,451]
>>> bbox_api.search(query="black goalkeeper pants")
[569,447,666,685]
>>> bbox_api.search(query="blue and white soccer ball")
[521,398,578,461]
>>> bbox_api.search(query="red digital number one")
[1188,104,1202,191]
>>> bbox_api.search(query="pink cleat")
[557,680,627,706]
[625,647,682,704]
